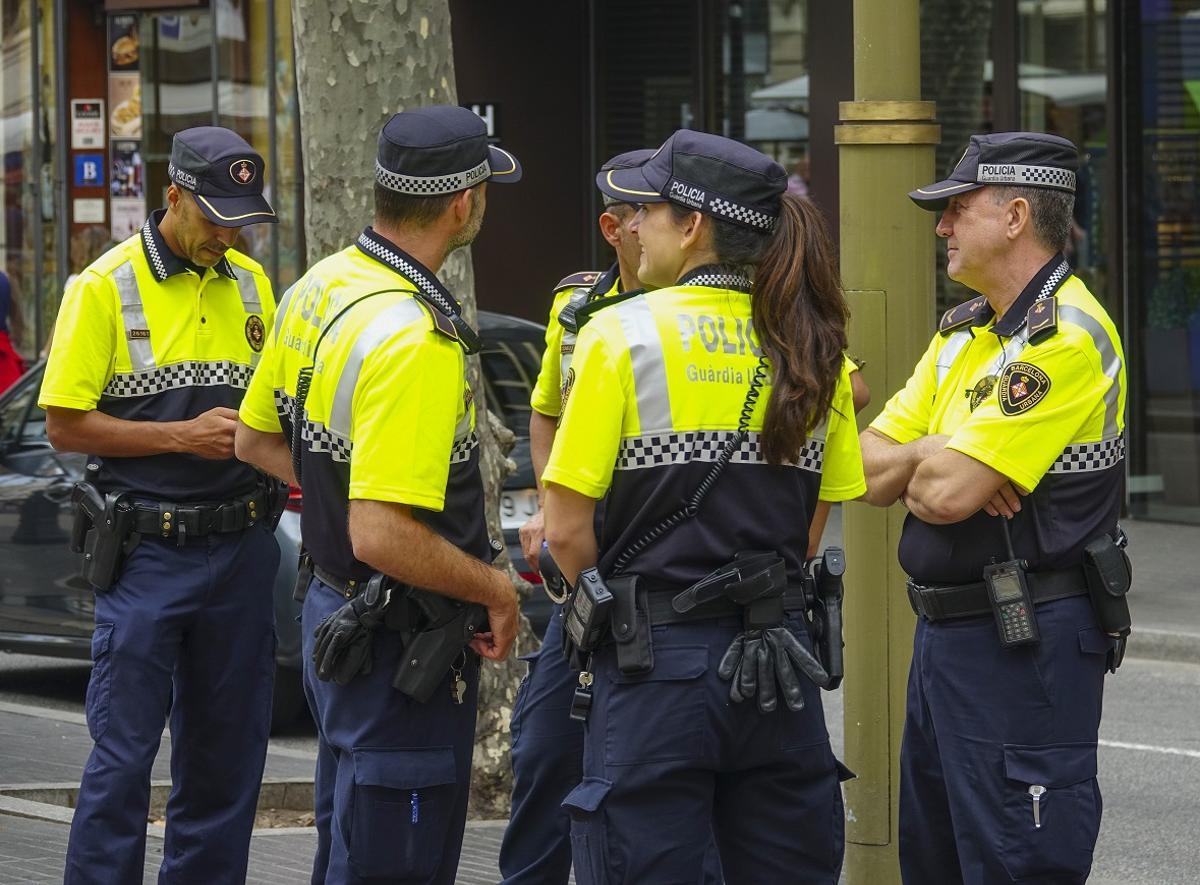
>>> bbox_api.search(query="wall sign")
[74,154,106,187]
[71,100,106,150]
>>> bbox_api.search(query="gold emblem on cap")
[230,159,256,185]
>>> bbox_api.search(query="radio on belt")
[985,518,1039,648]
[564,567,613,652]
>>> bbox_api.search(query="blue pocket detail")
[348,746,458,880]
[85,624,115,742]
[563,778,613,885]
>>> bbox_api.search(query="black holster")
[610,575,653,676]
[293,549,313,602]
[70,483,139,593]
[391,590,484,703]
[805,547,846,691]
[263,478,288,531]
[1082,531,1133,667]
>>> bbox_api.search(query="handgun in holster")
[70,482,139,593]
[391,590,485,703]
[805,547,846,691]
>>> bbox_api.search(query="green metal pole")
[838,0,938,881]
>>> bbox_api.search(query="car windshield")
[0,368,45,451]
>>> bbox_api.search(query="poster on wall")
[108,14,140,71]
[111,197,146,241]
[111,141,143,199]
[70,100,105,150]
[108,74,141,139]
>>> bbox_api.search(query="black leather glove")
[718,625,830,713]
[312,576,392,685]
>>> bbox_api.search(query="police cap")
[909,131,1078,211]
[596,148,656,193]
[376,104,522,197]
[168,126,277,227]
[597,129,785,232]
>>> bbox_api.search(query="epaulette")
[568,289,645,333]
[1025,295,1058,344]
[554,270,604,292]
[938,295,991,336]
[415,297,459,342]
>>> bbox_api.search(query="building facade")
[2,0,1197,522]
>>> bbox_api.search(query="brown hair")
[679,193,849,463]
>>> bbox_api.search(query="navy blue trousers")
[566,614,848,885]
[499,607,584,884]
[65,524,280,885]
[302,577,480,885]
[899,596,1114,885]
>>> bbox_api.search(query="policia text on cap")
[234,104,522,884]
[40,126,284,884]
[860,132,1131,884]
[542,130,865,883]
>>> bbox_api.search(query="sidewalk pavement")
[0,516,1192,883]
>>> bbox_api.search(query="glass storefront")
[1127,0,1200,521]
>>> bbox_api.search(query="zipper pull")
[1028,784,1046,828]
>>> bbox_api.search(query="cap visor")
[907,179,982,211]
[487,145,523,184]
[194,193,278,227]
[596,165,666,203]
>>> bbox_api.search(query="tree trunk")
[291,0,535,817]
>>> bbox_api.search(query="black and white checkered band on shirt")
[375,159,491,197]
[677,266,753,293]
[615,430,824,473]
[450,431,480,464]
[103,360,253,398]
[355,229,462,319]
[1047,436,1124,474]
[1038,259,1071,301]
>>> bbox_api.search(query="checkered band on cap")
[1047,436,1124,474]
[977,163,1076,192]
[102,360,254,398]
[615,430,824,473]
[375,159,490,196]
[707,196,776,231]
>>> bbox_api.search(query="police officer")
[543,130,864,883]
[501,149,653,885]
[234,104,522,884]
[860,132,1127,883]
[40,127,280,883]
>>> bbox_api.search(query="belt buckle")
[906,581,941,621]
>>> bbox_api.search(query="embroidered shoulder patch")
[967,374,997,412]
[244,315,265,352]
[999,362,1051,415]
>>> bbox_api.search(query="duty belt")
[643,587,810,626]
[130,488,272,540]
[906,567,1088,622]
[312,563,367,600]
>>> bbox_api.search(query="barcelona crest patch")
[999,362,1050,415]
[245,314,266,352]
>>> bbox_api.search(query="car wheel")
[270,664,308,733]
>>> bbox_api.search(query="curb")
[1124,628,1200,665]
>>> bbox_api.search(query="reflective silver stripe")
[989,327,1032,376]
[935,329,973,387]
[233,266,263,314]
[1058,304,1124,438]
[558,287,590,379]
[615,297,672,432]
[274,282,299,335]
[113,261,155,371]
[328,299,424,437]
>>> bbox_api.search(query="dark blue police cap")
[596,148,656,194]
[168,126,276,227]
[909,131,1079,211]
[596,130,785,232]
[376,105,522,196]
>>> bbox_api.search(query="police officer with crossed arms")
[861,132,1129,884]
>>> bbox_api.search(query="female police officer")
[542,130,865,884]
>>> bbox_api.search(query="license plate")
[499,488,539,530]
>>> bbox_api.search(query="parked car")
[0,310,550,730]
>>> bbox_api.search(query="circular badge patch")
[999,362,1051,415]
[230,159,257,186]
[968,374,998,412]
[245,314,266,352]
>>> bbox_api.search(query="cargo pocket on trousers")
[348,747,458,881]
[999,741,1101,880]
[604,645,708,765]
[85,624,115,742]
[562,777,612,885]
